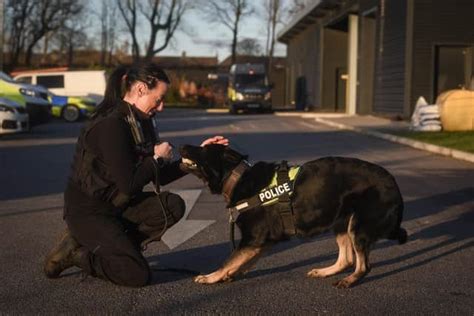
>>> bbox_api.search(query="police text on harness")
[259,182,291,203]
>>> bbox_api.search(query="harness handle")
[276,160,296,235]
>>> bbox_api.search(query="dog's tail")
[387,227,407,244]
[396,227,408,244]
[385,208,408,244]
[388,200,407,245]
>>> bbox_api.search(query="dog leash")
[230,219,237,250]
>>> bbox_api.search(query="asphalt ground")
[0,109,473,314]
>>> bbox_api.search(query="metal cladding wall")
[286,23,322,109]
[410,0,474,109]
[373,0,407,115]
[358,0,379,114]
[359,0,379,12]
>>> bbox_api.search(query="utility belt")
[228,161,300,249]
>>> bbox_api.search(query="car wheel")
[62,105,80,122]
[229,105,237,114]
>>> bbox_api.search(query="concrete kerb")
[274,112,474,164]
[205,108,229,113]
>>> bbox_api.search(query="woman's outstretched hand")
[200,135,229,147]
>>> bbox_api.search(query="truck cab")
[227,63,272,114]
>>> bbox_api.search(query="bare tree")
[5,0,34,69]
[23,0,84,66]
[100,1,109,65]
[54,16,89,66]
[142,0,188,61]
[200,0,254,64]
[118,0,189,62]
[262,0,283,69]
[100,0,119,66]
[236,38,262,56]
[117,0,140,61]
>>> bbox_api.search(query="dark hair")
[93,62,170,117]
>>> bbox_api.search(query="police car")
[0,97,29,135]
[50,95,96,122]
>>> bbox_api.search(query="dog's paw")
[332,279,353,289]
[307,269,325,278]
[194,274,222,284]
[194,275,211,284]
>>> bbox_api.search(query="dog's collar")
[222,160,251,203]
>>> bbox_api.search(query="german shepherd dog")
[179,144,407,288]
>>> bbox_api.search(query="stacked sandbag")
[436,89,474,131]
[410,96,442,131]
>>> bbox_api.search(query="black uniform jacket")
[65,100,186,216]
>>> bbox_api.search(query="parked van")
[227,63,272,114]
[0,71,51,124]
[13,69,106,103]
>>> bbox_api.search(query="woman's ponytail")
[93,65,129,117]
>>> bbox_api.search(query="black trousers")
[65,190,185,287]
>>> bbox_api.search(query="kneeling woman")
[44,62,228,287]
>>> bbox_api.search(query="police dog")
[179,144,407,288]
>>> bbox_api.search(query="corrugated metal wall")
[321,28,348,110]
[411,0,474,109]
[373,0,407,115]
[285,23,321,109]
[359,0,378,12]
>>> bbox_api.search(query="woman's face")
[134,81,168,116]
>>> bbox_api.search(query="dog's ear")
[223,147,247,163]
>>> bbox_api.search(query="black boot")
[44,229,82,278]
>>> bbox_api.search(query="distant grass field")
[392,131,474,153]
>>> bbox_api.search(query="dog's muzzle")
[181,158,198,170]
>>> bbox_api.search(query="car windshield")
[0,71,14,82]
[235,74,266,87]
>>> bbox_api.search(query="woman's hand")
[154,142,174,161]
[200,135,229,147]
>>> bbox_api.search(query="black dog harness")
[224,161,301,249]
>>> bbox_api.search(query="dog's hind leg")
[194,246,263,284]
[307,233,354,278]
[333,214,372,289]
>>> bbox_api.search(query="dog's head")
[179,144,247,194]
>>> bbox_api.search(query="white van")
[14,70,106,103]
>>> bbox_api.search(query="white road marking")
[247,122,257,130]
[161,189,215,249]
[297,120,323,130]
[0,189,214,249]
[229,124,241,131]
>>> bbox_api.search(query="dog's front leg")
[194,246,263,284]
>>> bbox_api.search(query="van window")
[37,75,65,88]
[16,76,32,84]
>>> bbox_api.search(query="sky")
[90,0,288,62]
